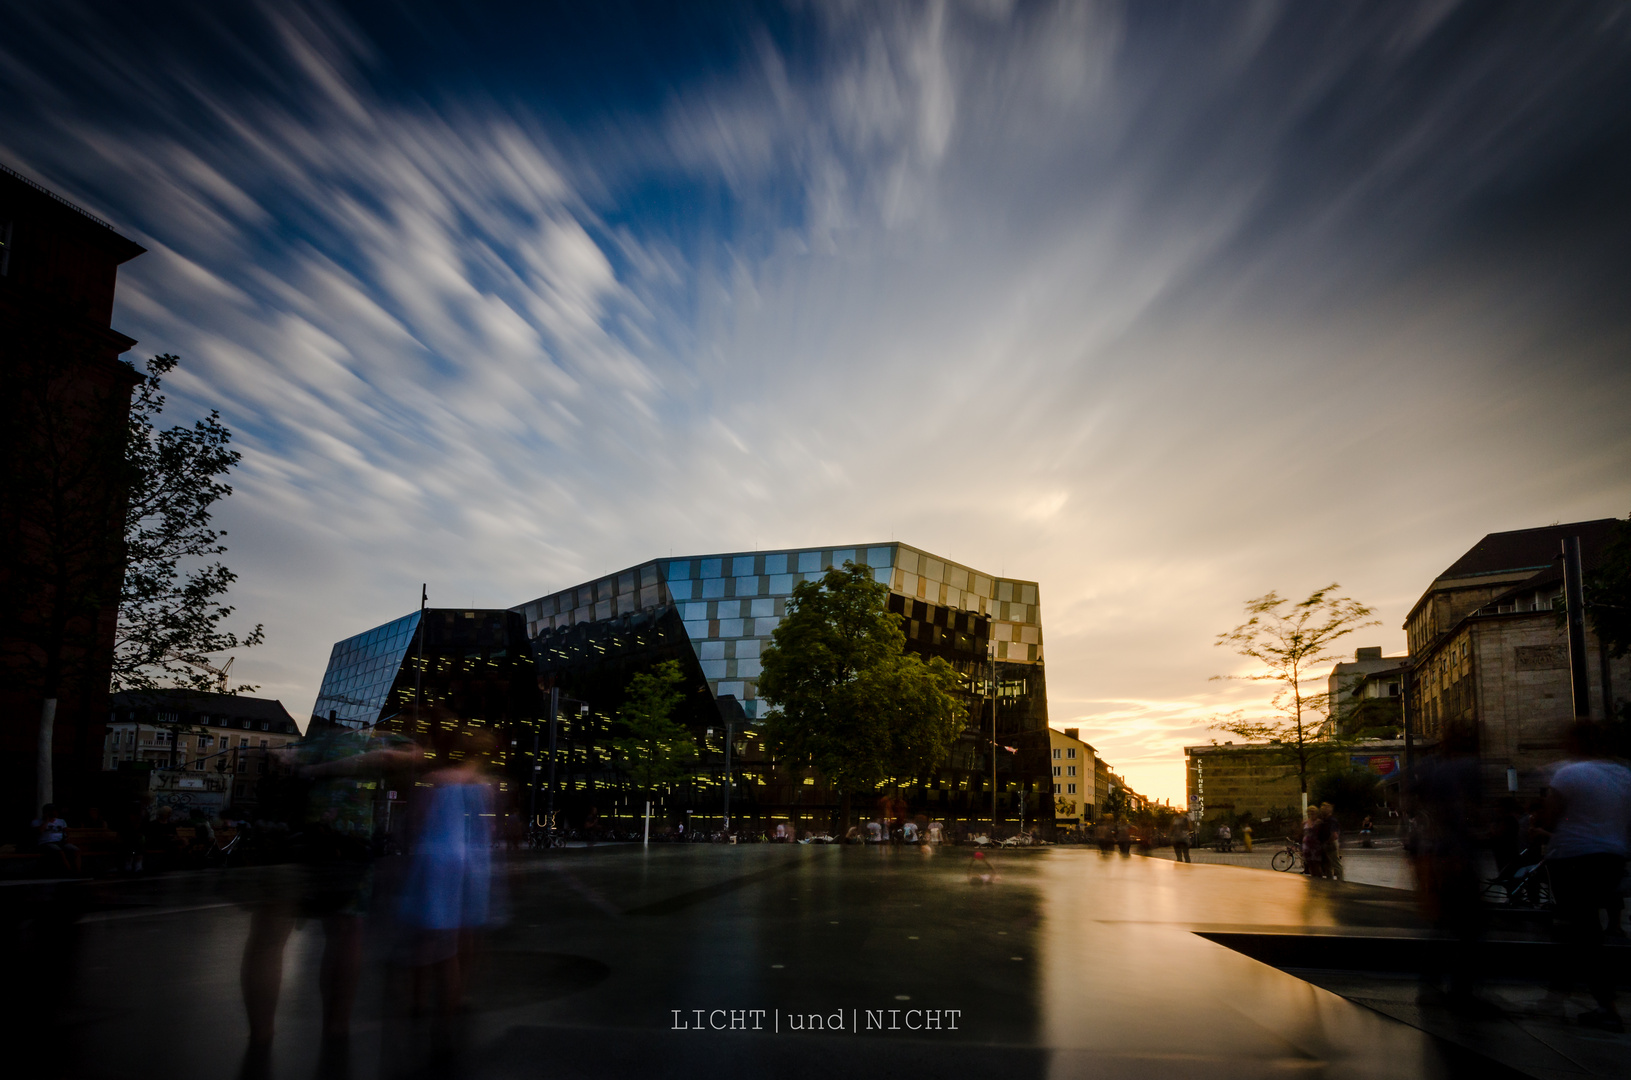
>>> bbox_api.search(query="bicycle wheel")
[1271,849,1296,872]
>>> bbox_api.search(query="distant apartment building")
[106,690,300,813]
[1048,726,1101,825]
[1184,739,1406,824]
[1328,646,1408,737]
[1403,519,1630,795]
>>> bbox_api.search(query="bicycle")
[1271,837,1303,873]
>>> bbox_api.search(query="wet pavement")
[8,845,1627,1079]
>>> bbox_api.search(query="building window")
[1052,783,1060,794]
[1067,783,1077,794]
[1052,748,1060,759]
[1066,748,1076,759]
[1066,766,1076,777]
[1052,765,1061,776]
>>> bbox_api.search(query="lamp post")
[989,641,999,831]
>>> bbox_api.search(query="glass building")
[309,608,539,811]
[512,543,1053,834]
[309,543,1052,834]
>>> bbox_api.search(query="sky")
[4,0,1629,804]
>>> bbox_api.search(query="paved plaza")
[7,845,1628,1080]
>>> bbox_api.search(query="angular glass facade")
[311,611,421,728]
[312,544,1053,833]
[511,542,1053,832]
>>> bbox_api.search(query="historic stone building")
[1403,519,1629,796]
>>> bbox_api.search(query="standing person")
[1319,802,1344,882]
[1409,726,1488,1013]
[1241,823,1254,853]
[395,728,504,1018]
[32,804,80,874]
[1169,819,1192,863]
[1217,822,1232,853]
[1537,721,1631,1031]
[1301,808,1327,879]
[1360,814,1375,849]
[238,715,421,1056]
[1115,819,1132,856]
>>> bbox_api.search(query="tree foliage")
[611,660,698,791]
[114,355,263,692]
[758,562,965,800]
[1211,584,1378,798]
[1585,513,1631,660]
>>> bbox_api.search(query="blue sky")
[4,1,1629,802]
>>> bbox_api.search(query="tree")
[1584,513,1631,660]
[113,355,263,693]
[758,561,965,827]
[1211,585,1378,814]
[611,660,697,791]
[1310,766,1383,820]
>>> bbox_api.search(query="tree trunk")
[37,697,57,811]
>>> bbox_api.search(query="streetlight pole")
[722,719,734,832]
[990,643,998,830]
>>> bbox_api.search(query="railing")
[0,161,116,230]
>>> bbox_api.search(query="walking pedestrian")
[1169,819,1192,863]
[238,712,421,1056]
[1536,721,1631,1031]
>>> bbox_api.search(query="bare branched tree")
[1211,585,1378,812]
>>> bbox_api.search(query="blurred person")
[866,819,883,843]
[1409,725,1491,1015]
[1217,822,1232,853]
[1301,808,1327,879]
[395,727,505,1018]
[1242,823,1254,853]
[1115,819,1132,856]
[32,804,79,874]
[1360,814,1375,850]
[926,819,944,845]
[112,791,149,874]
[1170,818,1192,863]
[238,714,421,1054]
[1319,802,1344,882]
[1536,721,1631,1031]
[902,819,919,844]
[1095,820,1113,854]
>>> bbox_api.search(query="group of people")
[1405,720,1631,1030]
[1301,803,1344,880]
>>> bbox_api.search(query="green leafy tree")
[1310,766,1383,820]
[1211,585,1378,812]
[1584,513,1631,660]
[611,660,698,791]
[113,355,263,692]
[759,561,965,826]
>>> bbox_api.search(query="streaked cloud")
[3,0,1628,801]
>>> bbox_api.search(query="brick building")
[1403,519,1630,796]
[0,164,146,820]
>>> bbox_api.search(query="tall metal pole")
[528,723,541,824]
[722,720,734,832]
[1562,537,1591,718]
[414,584,427,726]
[990,645,998,829]
[545,687,560,827]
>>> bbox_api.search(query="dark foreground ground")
[4,845,1626,1080]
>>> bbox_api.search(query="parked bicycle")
[1270,836,1303,873]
